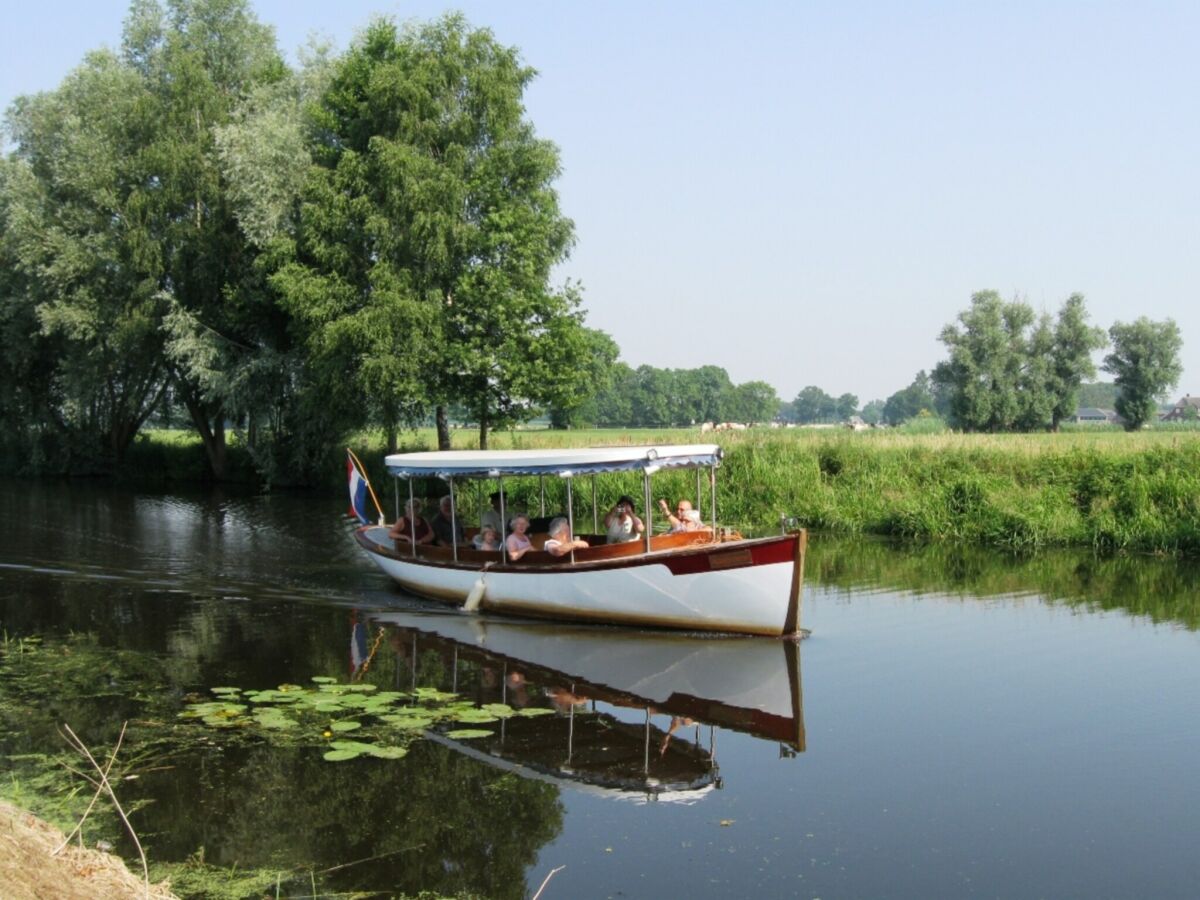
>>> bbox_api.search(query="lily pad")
[516,707,557,717]
[323,749,361,761]
[310,676,337,684]
[481,703,515,718]
[367,745,408,760]
[444,728,493,740]
[314,702,344,713]
[327,741,372,754]
[383,716,432,731]
[329,720,362,732]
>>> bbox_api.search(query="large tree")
[1048,293,1108,430]
[125,0,288,478]
[1103,317,1183,430]
[933,291,1102,432]
[3,50,169,467]
[273,15,585,451]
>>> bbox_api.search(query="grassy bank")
[135,426,1200,555]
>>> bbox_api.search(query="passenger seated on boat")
[543,517,589,557]
[506,513,534,561]
[473,524,501,551]
[658,498,703,532]
[388,499,434,546]
[430,495,464,546]
[604,495,645,544]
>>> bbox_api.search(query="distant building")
[845,415,870,431]
[1160,395,1200,421]
[1072,407,1121,425]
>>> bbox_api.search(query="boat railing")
[371,528,720,567]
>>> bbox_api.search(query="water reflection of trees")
[138,741,562,899]
[809,536,1200,628]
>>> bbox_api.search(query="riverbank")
[0,801,177,900]
[105,427,1200,555]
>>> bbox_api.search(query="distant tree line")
[549,348,781,428]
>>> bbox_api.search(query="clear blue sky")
[4,1,1198,405]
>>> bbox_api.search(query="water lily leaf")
[481,703,515,718]
[516,707,556,717]
[444,728,493,740]
[373,692,406,702]
[328,740,372,751]
[414,688,457,702]
[211,687,241,695]
[382,716,432,730]
[367,745,408,760]
[314,702,344,713]
[454,712,499,724]
[257,717,297,730]
[329,720,362,732]
[310,676,337,684]
[277,683,304,692]
[319,684,350,694]
[323,749,361,761]
[345,683,378,692]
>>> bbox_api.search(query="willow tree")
[273,15,585,451]
[1104,317,1183,430]
[3,51,168,467]
[122,0,287,478]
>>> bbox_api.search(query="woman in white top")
[543,517,589,557]
[604,495,644,544]
[505,513,533,561]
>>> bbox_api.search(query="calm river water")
[3,480,1200,898]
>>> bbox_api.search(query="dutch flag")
[347,452,373,525]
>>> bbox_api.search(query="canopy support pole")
[566,477,576,564]
[591,476,598,535]
[498,478,507,565]
[643,470,653,554]
[448,477,459,563]
[709,465,718,540]
[408,479,416,557]
[539,475,545,516]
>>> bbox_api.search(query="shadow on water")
[807,533,1200,629]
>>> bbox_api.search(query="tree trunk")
[181,391,228,480]
[478,404,489,450]
[386,425,398,454]
[436,405,451,451]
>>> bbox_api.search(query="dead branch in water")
[54,722,150,896]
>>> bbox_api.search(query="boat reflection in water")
[357,610,805,803]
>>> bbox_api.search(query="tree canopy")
[1103,317,1183,430]
[932,291,1107,432]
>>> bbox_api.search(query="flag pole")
[346,448,386,522]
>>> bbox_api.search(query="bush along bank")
[715,435,1200,555]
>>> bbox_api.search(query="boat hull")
[354,526,804,636]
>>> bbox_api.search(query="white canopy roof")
[384,444,723,478]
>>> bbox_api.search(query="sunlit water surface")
[2,481,1200,898]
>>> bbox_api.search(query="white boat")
[352,444,807,636]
